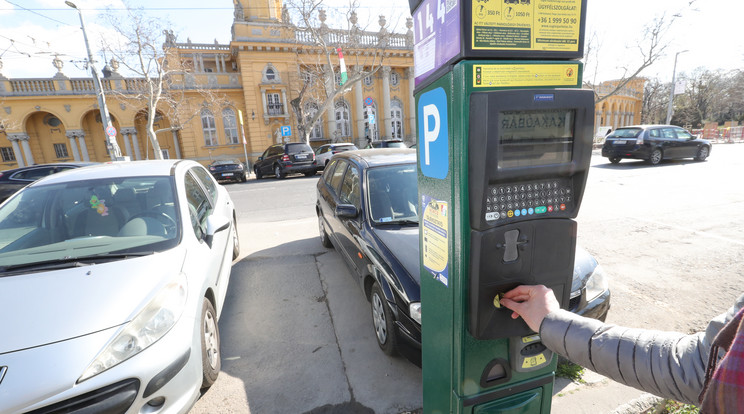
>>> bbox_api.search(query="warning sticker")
[422,195,449,287]
[472,0,582,52]
[473,63,579,88]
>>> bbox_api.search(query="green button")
[535,206,547,214]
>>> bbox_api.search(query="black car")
[316,149,610,366]
[601,125,712,165]
[208,159,247,183]
[0,162,97,204]
[254,142,317,179]
[370,139,407,149]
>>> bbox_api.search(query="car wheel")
[370,282,397,356]
[201,298,221,388]
[695,146,710,161]
[318,213,333,248]
[254,166,263,179]
[274,165,285,179]
[304,170,316,177]
[609,157,621,164]
[648,148,663,165]
[232,216,240,260]
[241,172,247,182]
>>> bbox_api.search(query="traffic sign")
[281,126,291,137]
[105,126,117,137]
[365,96,374,106]
[369,114,376,125]
[418,87,448,179]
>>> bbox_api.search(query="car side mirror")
[258,156,264,161]
[335,204,358,219]
[205,214,231,248]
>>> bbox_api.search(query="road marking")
[637,217,744,247]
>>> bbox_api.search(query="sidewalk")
[552,370,662,414]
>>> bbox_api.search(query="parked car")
[370,139,407,148]
[314,143,358,170]
[254,142,317,179]
[0,162,97,204]
[0,160,239,414]
[208,159,247,183]
[601,125,712,165]
[316,149,610,366]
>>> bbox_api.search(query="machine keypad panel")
[485,178,573,223]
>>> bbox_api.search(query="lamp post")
[66,1,123,161]
[665,50,688,125]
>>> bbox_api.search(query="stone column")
[130,129,142,160]
[381,66,392,139]
[65,131,81,161]
[281,89,288,117]
[172,130,182,159]
[7,134,25,167]
[354,66,365,146]
[9,133,35,166]
[77,133,90,162]
[120,127,135,159]
[406,68,416,142]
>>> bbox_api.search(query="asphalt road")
[192,144,744,414]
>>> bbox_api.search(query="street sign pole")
[238,110,250,169]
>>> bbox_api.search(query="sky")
[0,0,742,83]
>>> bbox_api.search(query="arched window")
[201,108,217,146]
[390,70,400,87]
[390,100,404,139]
[334,101,351,138]
[364,104,379,142]
[305,102,323,140]
[222,108,239,144]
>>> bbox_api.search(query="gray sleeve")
[539,293,744,405]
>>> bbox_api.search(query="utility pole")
[665,50,688,125]
[66,1,123,161]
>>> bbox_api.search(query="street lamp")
[665,50,688,125]
[66,1,123,161]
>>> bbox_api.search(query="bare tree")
[283,0,395,145]
[101,6,226,159]
[641,78,669,124]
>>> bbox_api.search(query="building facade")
[0,0,415,170]
[592,78,646,134]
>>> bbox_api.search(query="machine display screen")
[497,109,575,169]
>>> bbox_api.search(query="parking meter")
[412,1,592,412]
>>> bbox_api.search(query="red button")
[560,204,566,211]
[547,205,554,212]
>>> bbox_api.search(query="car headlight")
[78,273,188,383]
[409,302,421,325]
[585,264,609,302]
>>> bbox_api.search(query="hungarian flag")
[337,47,348,85]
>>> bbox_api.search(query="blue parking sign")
[281,126,291,136]
[418,87,448,179]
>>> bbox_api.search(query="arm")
[502,286,744,405]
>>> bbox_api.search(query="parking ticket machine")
[412,1,593,412]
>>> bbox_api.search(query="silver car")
[0,160,239,413]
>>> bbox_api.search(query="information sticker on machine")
[422,195,449,287]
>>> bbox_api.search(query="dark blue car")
[316,149,610,366]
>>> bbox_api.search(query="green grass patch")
[660,401,699,414]
[555,360,585,382]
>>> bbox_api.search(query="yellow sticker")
[473,64,579,88]
[522,353,548,369]
[422,197,448,285]
[472,0,582,52]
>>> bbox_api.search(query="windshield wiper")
[377,219,419,226]
[0,252,152,275]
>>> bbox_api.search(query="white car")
[314,143,358,170]
[0,160,239,413]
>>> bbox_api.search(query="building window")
[305,102,323,140]
[201,108,217,146]
[267,92,284,116]
[334,101,351,138]
[222,108,239,144]
[390,70,399,87]
[266,68,276,81]
[363,75,373,86]
[53,143,69,159]
[391,101,404,139]
[1,147,15,162]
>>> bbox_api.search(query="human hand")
[500,285,560,332]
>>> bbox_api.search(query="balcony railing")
[267,104,284,116]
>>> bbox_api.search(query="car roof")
[0,162,98,174]
[26,160,193,187]
[334,148,416,168]
[617,125,685,129]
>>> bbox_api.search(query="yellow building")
[592,78,646,134]
[0,0,415,170]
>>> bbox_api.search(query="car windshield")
[0,176,180,271]
[287,143,312,154]
[335,145,358,152]
[608,128,642,138]
[214,160,238,165]
[385,142,406,148]
[366,164,418,225]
